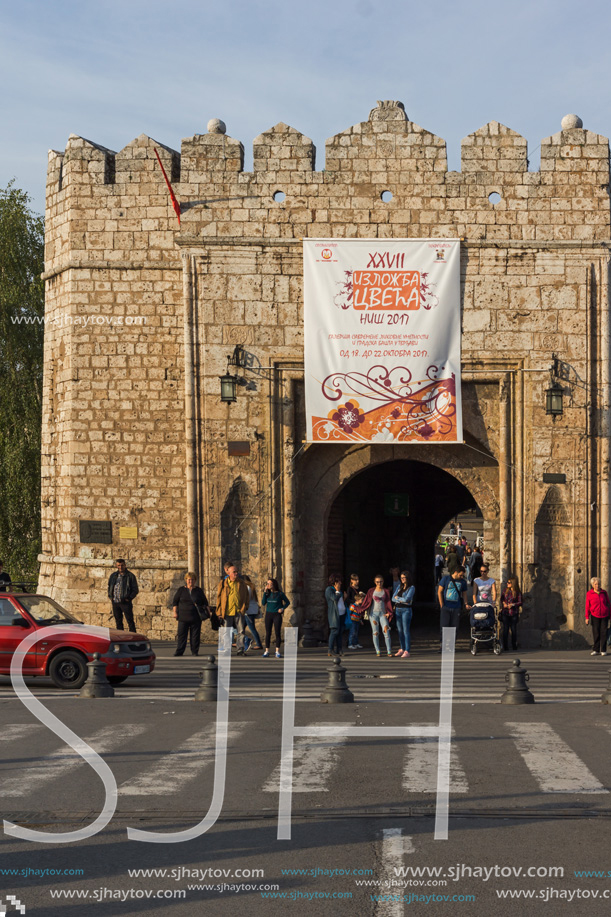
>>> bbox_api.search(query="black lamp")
[219,344,245,404]
[545,381,564,417]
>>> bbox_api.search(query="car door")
[0,598,36,673]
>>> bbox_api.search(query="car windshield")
[18,596,82,625]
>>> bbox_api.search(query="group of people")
[83,554,611,660]
[172,562,290,658]
[325,568,415,658]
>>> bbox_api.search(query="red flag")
[154,147,181,225]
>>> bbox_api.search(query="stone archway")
[295,442,499,627]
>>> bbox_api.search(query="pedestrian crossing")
[1,652,606,703]
[1,716,610,805]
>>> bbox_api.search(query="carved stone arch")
[296,442,500,623]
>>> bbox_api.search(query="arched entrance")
[326,460,480,603]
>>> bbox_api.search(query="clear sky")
[2,0,611,214]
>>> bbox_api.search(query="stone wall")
[40,103,611,645]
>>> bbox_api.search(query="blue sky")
[2,0,611,213]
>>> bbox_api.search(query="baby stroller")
[469,602,502,655]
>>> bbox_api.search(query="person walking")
[437,567,468,649]
[500,575,522,652]
[216,565,249,654]
[585,577,611,656]
[107,558,139,633]
[262,577,290,657]
[172,572,208,656]
[393,570,415,658]
[325,575,345,656]
[242,575,263,652]
[446,544,460,575]
[361,575,394,657]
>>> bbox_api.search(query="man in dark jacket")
[107,558,139,633]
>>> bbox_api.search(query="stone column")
[499,373,512,584]
[600,258,611,588]
[182,253,199,577]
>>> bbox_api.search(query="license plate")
[134,665,150,674]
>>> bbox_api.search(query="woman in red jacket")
[585,577,611,656]
[360,575,394,656]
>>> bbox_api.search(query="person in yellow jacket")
[216,565,250,654]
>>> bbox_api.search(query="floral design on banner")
[314,364,457,443]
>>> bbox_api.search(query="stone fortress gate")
[40,101,611,646]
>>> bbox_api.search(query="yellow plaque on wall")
[119,526,138,539]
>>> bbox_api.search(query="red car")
[0,593,155,689]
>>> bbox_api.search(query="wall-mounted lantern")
[219,344,246,404]
[545,355,564,418]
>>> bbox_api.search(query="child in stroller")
[470,602,501,655]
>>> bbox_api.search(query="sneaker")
[262,650,269,657]
[236,649,245,656]
[356,644,363,649]
[591,651,599,656]
[348,645,357,650]
[602,652,608,657]
[275,650,281,658]
[376,651,381,657]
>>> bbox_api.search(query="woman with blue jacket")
[261,578,290,658]
[393,570,415,658]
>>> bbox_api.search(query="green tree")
[0,182,44,580]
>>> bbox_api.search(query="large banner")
[304,239,462,444]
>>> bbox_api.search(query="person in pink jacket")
[585,577,611,656]
[360,575,394,656]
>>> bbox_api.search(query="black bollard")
[320,657,354,704]
[601,670,611,704]
[500,658,535,705]
[80,653,115,698]
[299,619,318,648]
[194,656,218,702]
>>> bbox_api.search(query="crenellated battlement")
[44,100,611,273]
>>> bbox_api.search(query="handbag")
[209,611,221,631]
[196,603,210,622]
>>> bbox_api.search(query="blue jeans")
[244,613,262,649]
[348,619,360,646]
[395,607,413,652]
[370,611,392,654]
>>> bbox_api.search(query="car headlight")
[112,644,122,654]
[143,642,151,652]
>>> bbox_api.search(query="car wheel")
[107,676,129,685]
[48,651,88,689]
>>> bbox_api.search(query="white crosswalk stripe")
[262,721,352,794]
[506,722,608,794]
[2,719,611,801]
[402,728,468,794]
[1,724,147,797]
[0,724,40,744]
[120,722,248,796]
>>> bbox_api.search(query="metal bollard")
[80,653,115,698]
[194,655,218,702]
[500,658,535,705]
[299,619,319,648]
[601,670,611,704]
[320,657,354,704]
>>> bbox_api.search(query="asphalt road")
[2,686,611,916]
